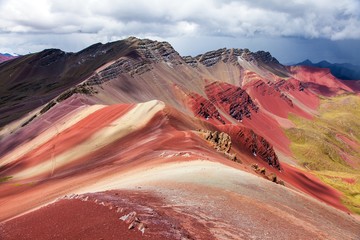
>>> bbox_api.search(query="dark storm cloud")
[0,0,359,64]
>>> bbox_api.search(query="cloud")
[0,0,359,63]
[1,0,359,37]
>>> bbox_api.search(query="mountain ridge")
[0,37,359,239]
[295,59,360,80]
[0,53,16,63]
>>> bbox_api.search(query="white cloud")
[0,0,359,57]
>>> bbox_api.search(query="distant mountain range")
[295,59,360,80]
[0,53,17,63]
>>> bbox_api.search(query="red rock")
[205,81,258,121]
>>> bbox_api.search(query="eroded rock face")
[204,130,232,153]
[205,82,258,121]
[39,84,97,115]
[186,48,281,68]
[251,78,308,108]
[220,125,280,169]
[182,56,197,67]
[199,130,237,161]
[196,48,228,67]
[253,81,294,107]
[85,38,183,83]
[188,92,226,124]
[252,51,280,64]
[191,48,245,67]
[135,39,183,65]
[275,78,306,92]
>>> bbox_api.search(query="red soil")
[241,108,291,155]
[218,124,280,169]
[0,104,222,221]
[51,104,218,174]
[0,55,16,64]
[200,80,291,155]
[172,83,227,125]
[205,81,258,122]
[336,133,359,151]
[0,190,193,240]
[289,66,353,95]
[280,163,348,212]
[282,78,320,110]
[342,178,357,184]
[0,94,356,237]
[0,95,93,158]
[322,175,357,184]
[1,104,134,178]
[244,80,314,119]
[187,91,227,124]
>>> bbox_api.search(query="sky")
[0,0,360,65]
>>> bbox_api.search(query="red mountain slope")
[0,37,359,239]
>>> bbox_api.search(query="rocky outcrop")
[32,49,66,67]
[251,164,284,185]
[199,130,237,161]
[182,56,197,67]
[186,48,282,68]
[196,48,227,67]
[205,82,258,121]
[204,130,232,153]
[274,79,305,92]
[134,38,183,65]
[191,48,244,67]
[188,92,226,124]
[38,84,97,116]
[252,51,280,64]
[173,84,226,124]
[85,38,183,83]
[89,57,153,82]
[253,81,295,107]
[220,125,280,169]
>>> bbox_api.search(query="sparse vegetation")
[286,94,360,213]
[317,171,360,214]
[286,95,360,172]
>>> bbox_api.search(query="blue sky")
[0,0,359,64]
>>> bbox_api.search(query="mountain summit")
[0,37,359,239]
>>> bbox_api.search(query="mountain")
[0,53,16,63]
[295,59,360,80]
[0,37,359,239]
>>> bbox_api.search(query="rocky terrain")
[0,37,359,239]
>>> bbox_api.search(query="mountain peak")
[188,47,281,69]
[298,59,313,65]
